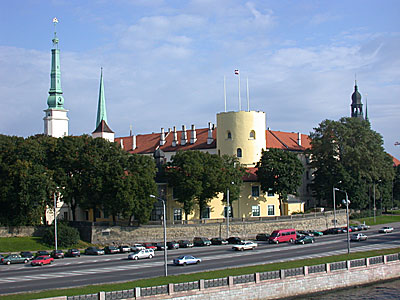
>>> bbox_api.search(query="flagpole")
[238,73,241,111]
[246,77,250,112]
[224,76,227,112]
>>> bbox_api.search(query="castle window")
[252,205,260,217]
[268,205,275,216]
[249,130,256,139]
[201,207,210,219]
[252,186,260,197]
[227,131,232,139]
[237,148,242,158]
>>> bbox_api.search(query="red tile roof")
[266,130,310,151]
[243,167,258,182]
[389,154,400,167]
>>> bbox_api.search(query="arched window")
[249,130,256,139]
[227,131,232,139]
[237,148,242,158]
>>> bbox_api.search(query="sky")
[0,0,399,157]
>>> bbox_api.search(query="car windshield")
[270,232,278,237]
[177,256,185,259]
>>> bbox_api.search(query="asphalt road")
[0,223,399,295]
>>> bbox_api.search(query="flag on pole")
[53,17,59,23]
[395,141,400,146]
[234,69,239,75]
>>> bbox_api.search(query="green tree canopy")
[308,117,395,210]
[256,148,304,215]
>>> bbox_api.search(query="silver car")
[128,249,154,260]
[350,233,368,241]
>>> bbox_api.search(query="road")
[0,223,399,295]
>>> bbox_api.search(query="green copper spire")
[96,68,108,128]
[47,17,64,109]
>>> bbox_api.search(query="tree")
[220,155,246,204]
[256,148,304,215]
[392,165,400,207]
[309,117,395,210]
[42,221,80,248]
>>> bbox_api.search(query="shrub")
[42,221,80,248]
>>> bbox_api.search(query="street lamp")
[226,181,234,239]
[149,194,168,277]
[54,191,58,251]
[341,193,350,254]
[333,187,340,228]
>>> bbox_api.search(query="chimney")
[132,135,136,150]
[120,139,124,149]
[207,122,213,145]
[190,124,197,144]
[181,125,187,146]
[297,132,302,146]
[172,126,178,147]
[160,128,166,146]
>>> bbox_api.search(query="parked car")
[173,255,201,266]
[295,236,315,244]
[128,249,154,260]
[131,244,146,251]
[227,237,243,244]
[1,254,29,265]
[104,246,120,254]
[310,230,323,236]
[84,247,105,255]
[20,251,35,261]
[193,237,212,246]
[31,255,54,266]
[154,242,166,251]
[341,227,352,233]
[65,249,81,257]
[379,226,394,233]
[210,237,228,245]
[350,233,368,241]
[232,241,257,251]
[51,250,65,259]
[268,229,297,244]
[178,240,194,248]
[256,233,270,241]
[167,241,180,249]
[323,228,341,235]
[349,226,359,232]
[143,243,157,250]
[298,230,314,237]
[360,224,370,230]
[118,245,131,253]
[35,250,50,257]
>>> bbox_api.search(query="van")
[268,229,296,244]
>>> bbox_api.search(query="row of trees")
[0,134,158,226]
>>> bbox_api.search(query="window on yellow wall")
[252,186,260,197]
[173,208,182,221]
[227,131,232,139]
[267,188,274,197]
[252,205,260,217]
[237,148,242,157]
[268,205,275,216]
[201,207,210,219]
[249,130,256,139]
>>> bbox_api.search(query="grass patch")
[0,237,93,253]
[1,247,399,300]
[354,215,400,226]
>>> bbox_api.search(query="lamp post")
[373,182,376,223]
[54,191,58,251]
[150,194,167,277]
[333,187,340,228]
[342,192,350,254]
[226,181,234,239]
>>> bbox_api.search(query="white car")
[130,244,146,251]
[128,249,154,260]
[379,226,394,233]
[173,255,201,266]
[232,241,257,251]
[350,233,368,241]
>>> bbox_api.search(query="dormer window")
[249,130,256,139]
[227,131,232,139]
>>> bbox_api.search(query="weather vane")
[52,17,59,48]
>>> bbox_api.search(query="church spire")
[351,80,364,119]
[92,68,114,142]
[47,17,64,109]
[96,68,107,128]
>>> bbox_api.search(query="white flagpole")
[246,76,250,112]
[224,76,227,112]
[238,73,241,111]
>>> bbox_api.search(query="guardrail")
[53,252,400,300]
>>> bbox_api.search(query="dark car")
[167,241,179,249]
[1,254,29,265]
[84,247,105,255]
[104,246,120,254]
[154,242,165,251]
[65,249,80,257]
[295,236,315,244]
[210,237,228,245]
[323,228,341,235]
[227,237,243,244]
[51,250,65,259]
[20,251,34,261]
[256,233,270,241]
[178,240,194,248]
[35,250,50,257]
[193,237,212,246]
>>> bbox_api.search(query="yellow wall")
[217,111,266,167]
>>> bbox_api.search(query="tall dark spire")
[351,80,364,119]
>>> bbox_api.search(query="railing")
[61,252,399,300]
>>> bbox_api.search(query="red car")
[31,256,54,266]
[143,243,157,250]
